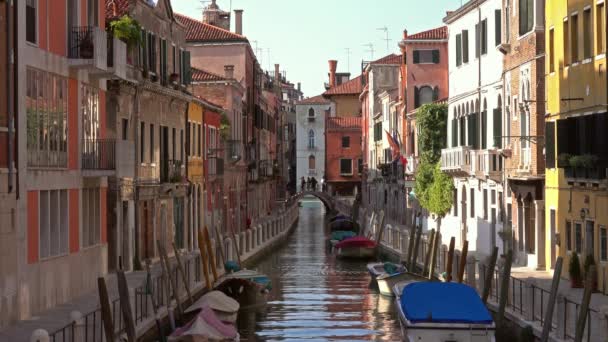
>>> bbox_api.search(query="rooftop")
[297,94,331,105]
[406,26,448,40]
[176,13,248,43]
[323,75,363,96]
[326,117,362,131]
[191,68,227,82]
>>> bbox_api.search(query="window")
[583,8,592,59]
[519,0,534,35]
[180,50,191,85]
[342,136,350,148]
[413,50,440,64]
[82,188,100,248]
[81,85,100,142]
[566,220,572,251]
[453,189,458,216]
[160,39,168,83]
[122,119,129,140]
[598,3,606,54]
[462,30,469,63]
[505,2,511,43]
[491,190,496,205]
[87,0,99,26]
[475,19,488,57]
[470,188,475,218]
[197,124,202,157]
[140,122,145,162]
[147,32,156,73]
[26,0,37,44]
[26,69,68,168]
[571,14,579,63]
[374,122,382,141]
[340,159,353,175]
[172,128,176,161]
[483,189,488,220]
[498,192,504,222]
[308,130,315,149]
[180,129,183,162]
[495,9,502,46]
[358,159,363,174]
[150,124,154,163]
[564,19,570,65]
[456,34,462,66]
[601,226,607,262]
[575,222,582,253]
[39,189,69,259]
[308,155,315,169]
[419,86,434,106]
[549,28,555,73]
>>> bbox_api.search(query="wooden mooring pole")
[428,230,440,279]
[117,271,136,342]
[405,223,416,269]
[97,277,115,342]
[410,226,422,273]
[446,237,455,282]
[574,265,596,342]
[481,247,499,304]
[423,229,435,277]
[540,256,563,342]
[496,249,513,326]
[457,240,468,283]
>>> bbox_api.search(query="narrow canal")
[237,197,402,341]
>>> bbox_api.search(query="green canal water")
[237,197,402,341]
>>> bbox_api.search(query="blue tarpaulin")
[400,282,493,324]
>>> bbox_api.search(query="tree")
[414,103,453,230]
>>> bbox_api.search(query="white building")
[440,0,505,258]
[295,95,334,190]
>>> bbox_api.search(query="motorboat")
[334,236,377,259]
[396,282,496,341]
[366,262,406,279]
[214,269,271,309]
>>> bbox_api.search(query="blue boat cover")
[400,282,493,324]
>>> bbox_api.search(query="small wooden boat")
[376,272,417,297]
[328,218,359,232]
[366,262,406,279]
[396,282,496,341]
[334,236,376,259]
[214,269,271,309]
[170,305,239,341]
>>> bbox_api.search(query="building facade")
[295,95,333,190]
[441,0,505,257]
[545,0,608,288]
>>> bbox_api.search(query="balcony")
[440,146,472,176]
[106,36,127,80]
[472,149,503,182]
[68,26,108,72]
[405,155,419,175]
[208,158,224,177]
[82,139,116,171]
[28,150,68,169]
[161,160,185,183]
[225,140,243,163]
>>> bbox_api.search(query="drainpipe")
[133,86,141,270]
[7,0,14,194]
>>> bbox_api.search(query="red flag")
[385,130,400,159]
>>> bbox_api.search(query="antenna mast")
[363,43,375,60]
[377,26,391,53]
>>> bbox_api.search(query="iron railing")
[82,139,116,170]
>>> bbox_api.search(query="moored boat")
[376,272,415,297]
[367,262,406,279]
[334,236,377,259]
[214,269,271,309]
[327,218,359,232]
[396,282,496,341]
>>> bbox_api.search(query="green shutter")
[495,9,502,46]
[462,30,469,63]
[414,87,420,108]
[493,108,502,148]
[161,39,167,83]
[475,23,480,58]
[481,110,487,149]
[452,119,457,147]
[456,34,462,66]
[432,50,439,64]
[482,19,488,54]
[183,50,191,85]
[413,50,420,64]
[140,29,146,68]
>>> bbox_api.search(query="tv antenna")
[377,26,391,52]
[363,43,375,60]
[344,48,352,72]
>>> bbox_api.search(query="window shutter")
[482,19,488,54]
[495,9,502,46]
[413,50,420,64]
[414,87,420,108]
[183,50,191,85]
[161,39,167,83]
[456,34,462,66]
[432,86,439,101]
[493,108,502,148]
[452,119,458,147]
[462,30,469,63]
[527,0,534,33]
[140,29,147,68]
[475,23,480,57]
[545,121,555,168]
[432,50,440,63]
[481,110,487,149]
[460,117,466,146]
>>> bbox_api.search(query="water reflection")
[238,197,402,341]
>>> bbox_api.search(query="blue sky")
[171,0,463,97]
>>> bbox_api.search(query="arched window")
[308,108,315,118]
[308,130,315,148]
[419,86,434,105]
[308,155,316,169]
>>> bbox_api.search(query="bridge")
[293,191,336,213]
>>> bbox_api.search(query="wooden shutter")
[183,50,191,85]
[413,50,420,64]
[481,110,487,149]
[495,9,502,46]
[545,121,555,168]
[140,29,147,68]
[493,108,502,148]
[161,39,167,83]
[456,34,462,66]
[432,87,439,101]
[452,119,458,147]
[462,30,469,63]
[432,50,439,64]
[414,87,420,108]
[475,23,480,58]
[482,19,488,54]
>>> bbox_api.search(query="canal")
[237,197,402,341]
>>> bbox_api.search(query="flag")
[386,130,408,167]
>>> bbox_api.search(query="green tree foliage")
[414,103,453,219]
[109,15,142,47]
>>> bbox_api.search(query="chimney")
[328,60,338,88]
[403,29,408,39]
[297,82,301,92]
[274,64,280,82]
[224,65,234,79]
[234,10,243,35]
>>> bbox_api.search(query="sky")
[171,0,463,97]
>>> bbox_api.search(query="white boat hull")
[376,273,414,297]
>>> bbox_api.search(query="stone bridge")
[293,191,337,213]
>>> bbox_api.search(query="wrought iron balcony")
[440,146,472,176]
[68,26,108,71]
[82,139,116,170]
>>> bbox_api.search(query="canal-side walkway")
[333,198,608,342]
[0,200,300,342]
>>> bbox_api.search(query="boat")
[328,218,359,232]
[367,262,406,279]
[396,282,496,341]
[376,272,420,297]
[169,305,239,341]
[214,269,271,309]
[334,236,377,259]
[184,290,239,324]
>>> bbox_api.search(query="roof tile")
[370,54,402,65]
[407,26,448,40]
[191,67,227,82]
[297,94,331,105]
[105,0,131,20]
[175,13,247,42]
[326,117,362,131]
[323,75,363,96]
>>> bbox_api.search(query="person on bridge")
[311,177,318,191]
[301,177,306,192]
[307,177,312,190]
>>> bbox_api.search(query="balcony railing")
[225,140,243,163]
[28,150,68,168]
[82,139,116,170]
[107,35,127,79]
[564,166,608,181]
[472,149,503,180]
[440,146,472,175]
[68,26,107,70]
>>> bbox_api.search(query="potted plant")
[569,155,586,178]
[582,154,600,179]
[79,31,94,58]
[569,252,583,288]
[169,73,179,84]
[583,253,598,291]
[558,153,571,167]
[220,113,231,141]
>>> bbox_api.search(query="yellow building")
[187,101,205,245]
[545,0,608,290]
